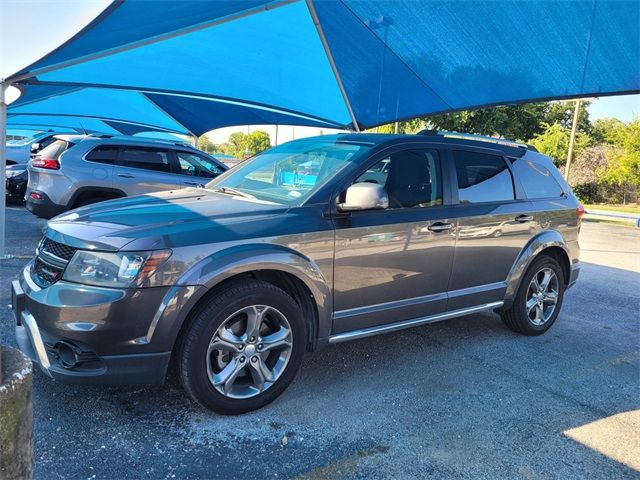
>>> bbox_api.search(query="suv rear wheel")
[177,279,305,414]
[501,255,565,335]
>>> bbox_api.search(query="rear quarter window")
[510,158,565,198]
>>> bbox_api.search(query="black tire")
[501,255,565,336]
[177,279,306,414]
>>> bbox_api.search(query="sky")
[1,0,638,143]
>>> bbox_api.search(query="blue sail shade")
[6,0,640,131]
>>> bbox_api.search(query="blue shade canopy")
[6,0,640,131]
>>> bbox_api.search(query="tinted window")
[85,145,119,165]
[454,151,514,204]
[120,147,170,172]
[36,140,70,160]
[176,152,224,178]
[356,149,442,208]
[510,158,564,198]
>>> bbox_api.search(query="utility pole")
[0,81,9,258]
[564,99,581,180]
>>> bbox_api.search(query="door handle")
[427,222,453,232]
[117,173,134,178]
[515,215,534,223]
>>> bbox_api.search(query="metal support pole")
[394,122,399,134]
[564,99,581,180]
[0,82,9,258]
[193,135,198,148]
[275,124,279,146]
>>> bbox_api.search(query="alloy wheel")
[525,267,559,326]
[206,305,293,399]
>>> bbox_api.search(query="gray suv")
[12,132,581,414]
[25,134,227,218]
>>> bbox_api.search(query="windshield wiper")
[212,187,256,200]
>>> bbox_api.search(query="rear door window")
[453,150,515,204]
[510,158,565,198]
[85,145,120,165]
[120,147,171,173]
[175,151,224,178]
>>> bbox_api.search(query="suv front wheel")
[502,255,565,335]
[177,279,305,414]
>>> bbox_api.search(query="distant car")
[6,131,62,165]
[25,134,228,218]
[5,164,28,201]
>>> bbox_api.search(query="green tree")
[529,122,592,167]
[599,119,640,203]
[423,100,591,142]
[197,135,219,153]
[223,130,272,159]
[246,130,271,157]
[591,117,625,144]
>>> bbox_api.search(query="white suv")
[25,134,228,218]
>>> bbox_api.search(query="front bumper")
[10,265,194,385]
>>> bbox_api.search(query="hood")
[45,189,289,251]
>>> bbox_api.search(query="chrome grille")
[32,257,65,288]
[39,237,77,262]
[32,237,77,288]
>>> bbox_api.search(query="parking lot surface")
[1,205,638,479]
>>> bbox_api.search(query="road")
[0,205,638,479]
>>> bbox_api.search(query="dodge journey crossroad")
[13,132,581,414]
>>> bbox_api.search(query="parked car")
[13,132,582,414]
[5,163,29,202]
[6,131,63,165]
[25,134,228,218]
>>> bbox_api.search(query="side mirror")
[338,182,389,212]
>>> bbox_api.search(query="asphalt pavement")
[0,204,638,479]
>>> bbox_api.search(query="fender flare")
[504,230,570,307]
[165,243,332,347]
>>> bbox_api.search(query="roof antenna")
[78,121,87,135]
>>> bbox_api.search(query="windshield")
[207,139,369,206]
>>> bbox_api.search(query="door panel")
[332,148,455,334]
[448,202,535,309]
[447,149,536,310]
[333,209,456,333]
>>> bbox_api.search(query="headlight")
[62,250,171,287]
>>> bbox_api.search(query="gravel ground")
[1,204,638,479]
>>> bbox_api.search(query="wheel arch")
[504,230,571,308]
[169,244,331,355]
[68,186,127,209]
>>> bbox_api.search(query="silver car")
[25,134,227,218]
[13,132,581,414]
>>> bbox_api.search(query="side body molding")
[503,229,570,307]
[171,244,332,344]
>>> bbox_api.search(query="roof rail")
[417,129,535,151]
[87,133,114,138]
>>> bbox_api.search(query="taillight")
[30,192,43,200]
[577,204,585,219]
[31,157,60,170]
